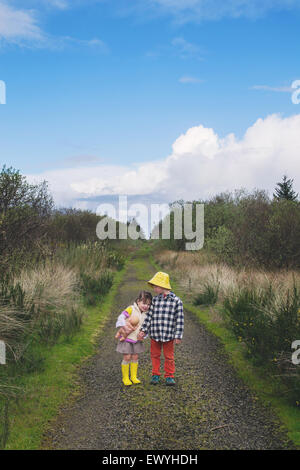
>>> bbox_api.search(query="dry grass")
[155,249,300,302]
[9,261,83,345]
[16,262,79,315]
[0,306,29,361]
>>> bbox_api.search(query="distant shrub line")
[156,188,300,269]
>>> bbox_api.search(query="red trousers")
[150,339,175,378]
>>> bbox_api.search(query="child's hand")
[175,339,182,345]
[138,331,145,341]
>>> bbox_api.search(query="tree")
[0,166,54,270]
[273,175,298,201]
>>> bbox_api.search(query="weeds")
[193,282,220,306]
[80,271,113,306]
[222,283,300,405]
[0,400,9,450]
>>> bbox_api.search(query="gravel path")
[42,250,294,450]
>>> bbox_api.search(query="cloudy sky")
[1,0,300,231]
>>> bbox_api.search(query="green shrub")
[222,285,275,363]
[222,284,300,405]
[193,282,220,306]
[0,400,9,450]
[80,271,113,306]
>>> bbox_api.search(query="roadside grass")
[149,245,300,449]
[132,243,156,282]
[0,259,128,450]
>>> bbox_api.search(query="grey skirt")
[116,340,145,355]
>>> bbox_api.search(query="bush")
[222,284,300,405]
[80,271,113,306]
[193,282,220,306]
[222,285,276,363]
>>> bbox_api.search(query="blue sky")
[1,0,300,223]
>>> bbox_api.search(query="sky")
[1,0,300,232]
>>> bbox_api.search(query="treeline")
[0,166,132,275]
[155,176,300,269]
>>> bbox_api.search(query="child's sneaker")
[165,377,175,386]
[150,375,160,385]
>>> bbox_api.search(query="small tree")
[273,175,298,201]
[0,166,54,271]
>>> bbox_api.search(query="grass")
[149,245,300,449]
[193,282,220,306]
[0,257,129,450]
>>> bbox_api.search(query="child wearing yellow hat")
[138,272,184,386]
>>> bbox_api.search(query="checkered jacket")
[140,291,184,342]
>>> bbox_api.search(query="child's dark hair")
[135,290,152,305]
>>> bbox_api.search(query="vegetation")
[222,284,300,404]
[152,177,300,270]
[193,282,219,306]
[1,163,300,448]
[273,175,299,201]
[0,165,131,449]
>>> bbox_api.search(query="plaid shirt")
[141,291,184,342]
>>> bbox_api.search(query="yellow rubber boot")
[122,363,132,386]
[130,362,141,384]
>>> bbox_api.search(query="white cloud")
[28,114,300,216]
[171,37,203,60]
[0,2,43,43]
[44,0,69,9]
[0,1,107,49]
[49,35,108,52]
[179,76,203,84]
[147,0,300,22]
[146,36,204,62]
[251,85,293,93]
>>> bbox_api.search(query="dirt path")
[43,249,294,450]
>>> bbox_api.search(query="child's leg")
[150,339,162,376]
[162,340,175,378]
[130,354,140,384]
[121,354,132,386]
[123,354,132,363]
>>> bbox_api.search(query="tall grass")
[0,241,121,448]
[155,249,300,300]
[54,242,121,306]
[0,400,9,450]
[55,241,125,274]
[193,282,220,306]
[15,262,82,344]
[222,284,300,405]
[0,242,120,359]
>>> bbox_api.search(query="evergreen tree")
[273,175,298,201]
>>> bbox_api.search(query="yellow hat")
[147,272,171,290]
